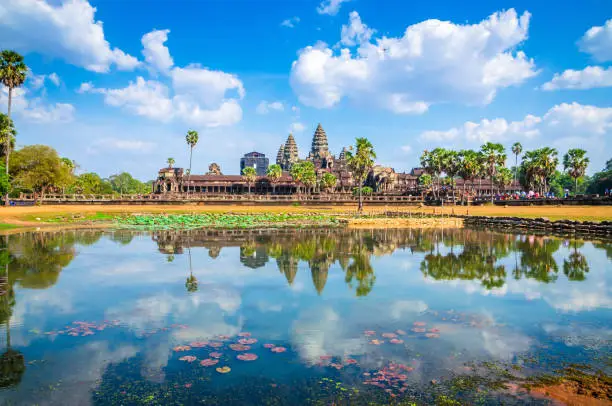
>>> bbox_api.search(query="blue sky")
[1,0,611,180]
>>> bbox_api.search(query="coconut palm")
[185,130,199,194]
[266,164,282,194]
[167,157,175,168]
[511,142,522,186]
[0,50,27,205]
[563,148,589,195]
[242,166,257,194]
[480,142,506,202]
[346,138,376,212]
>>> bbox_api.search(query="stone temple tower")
[309,123,332,160]
[281,134,299,170]
[276,144,285,166]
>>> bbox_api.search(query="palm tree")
[320,172,337,193]
[167,157,175,168]
[346,138,376,212]
[441,149,459,204]
[266,164,282,194]
[242,166,257,194]
[493,167,514,195]
[290,162,305,195]
[511,142,522,187]
[0,114,15,160]
[185,245,198,293]
[185,130,199,194]
[480,142,506,202]
[563,148,589,195]
[458,150,479,205]
[0,50,27,205]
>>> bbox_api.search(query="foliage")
[493,167,513,191]
[0,50,27,93]
[73,173,113,194]
[290,161,317,193]
[266,164,282,183]
[520,147,559,194]
[9,145,74,194]
[563,148,589,194]
[480,142,506,201]
[352,186,372,196]
[167,157,175,168]
[586,158,612,194]
[418,173,432,188]
[320,172,337,191]
[346,138,376,211]
[241,166,257,193]
[109,172,151,195]
[0,113,16,158]
[0,164,8,197]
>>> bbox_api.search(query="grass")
[0,204,609,230]
[0,223,17,230]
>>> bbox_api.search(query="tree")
[493,167,513,194]
[9,145,73,197]
[290,161,316,195]
[511,142,522,187]
[320,172,337,193]
[418,173,433,193]
[109,172,133,195]
[74,173,113,194]
[420,148,445,199]
[346,138,376,212]
[480,142,506,202]
[441,149,459,204]
[0,51,27,205]
[458,150,480,205]
[522,147,559,195]
[242,166,257,194]
[0,164,8,198]
[185,130,199,194]
[563,148,589,195]
[0,114,16,160]
[586,158,612,195]
[167,157,175,168]
[266,164,282,194]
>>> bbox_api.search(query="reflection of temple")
[150,228,598,296]
[153,123,422,195]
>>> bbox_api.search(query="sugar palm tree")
[0,114,15,160]
[266,164,282,194]
[480,142,506,202]
[494,167,514,195]
[0,50,27,205]
[563,148,589,195]
[320,172,337,193]
[242,166,257,194]
[185,130,199,194]
[346,138,376,212]
[441,149,459,204]
[458,149,479,205]
[167,157,175,168]
[511,142,522,187]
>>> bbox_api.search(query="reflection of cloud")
[291,307,366,364]
[140,337,172,383]
[542,323,612,350]
[3,341,137,405]
[482,329,531,360]
[390,300,428,319]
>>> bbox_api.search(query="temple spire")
[282,133,299,170]
[276,144,285,166]
[310,123,331,160]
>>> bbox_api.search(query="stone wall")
[462,216,612,239]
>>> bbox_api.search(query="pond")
[0,228,610,405]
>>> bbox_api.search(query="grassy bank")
[0,204,609,231]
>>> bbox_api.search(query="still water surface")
[0,228,610,405]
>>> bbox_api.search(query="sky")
[1,0,611,180]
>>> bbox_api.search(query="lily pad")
[190,341,208,348]
[200,358,219,367]
[173,345,192,352]
[209,352,223,358]
[382,332,397,338]
[390,338,404,344]
[271,346,287,353]
[179,355,197,363]
[238,338,257,345]
[229,344,250,351]
[263,343,275,349]
[216,366,231,374]
[237,353,258,361]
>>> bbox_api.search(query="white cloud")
[317,0,351,16]
[77,82,95,94]
[256,100,285,114]
[290,122,306,133]
[281,16,300,28]
[1,86,75,123]
[48,72,60,86]
[340,11,375,46]
[89,138,156,153]
[28,71,61,90]
[418,102,611,171]
[400,145,412,153]
[578,19,612,62]
[291,9,537,114]
[0,0,140,72]
[141,29,174,74]
[542,66,612,90]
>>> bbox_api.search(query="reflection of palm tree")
[345,247,375,297]
[185,245,198,293]
[310,262,330,295]
[208,246,221,259]
[563,240,589,282]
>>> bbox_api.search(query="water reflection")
[153,228,610,296]
[0,228,609,404]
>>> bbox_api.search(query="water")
[0,228,610,405]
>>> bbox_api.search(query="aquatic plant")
[236,353,258,361]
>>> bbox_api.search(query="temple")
[153,123,519,197]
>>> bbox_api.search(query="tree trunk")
[187,147,193,195]
[490,174,494,203]
[4,87,12,206]
[358,181,363,213]
[574,177,578,195]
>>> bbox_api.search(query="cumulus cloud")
[317,0,351,16]
[89,138,157,153]
[83,36,246,128]
[281,17,300,28]
[29,71,60,90]
[291,9,537,114]
[1,86,75,123]
[142,29,174,74]
[0,0,140,72]
[542,66,612,90]
[418,102,611,172]
[578,19,612,62]
[290,122,306,133]
[256,100,284,114]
